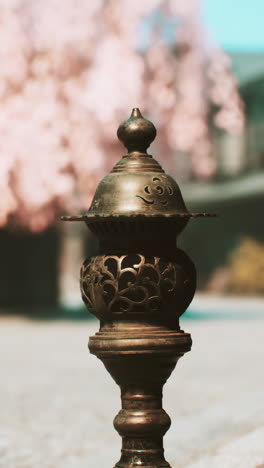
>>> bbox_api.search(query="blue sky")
[204,0,264,51]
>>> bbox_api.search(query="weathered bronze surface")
[62,108,214,467]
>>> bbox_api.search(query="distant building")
[214,52,264,181]
[179,52,264,290]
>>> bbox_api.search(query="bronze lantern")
[62,108,214,468]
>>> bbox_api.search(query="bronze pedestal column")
[62,108,213,468]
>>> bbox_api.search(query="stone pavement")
[0,297,263,467]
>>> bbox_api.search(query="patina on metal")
[62,108,214,468]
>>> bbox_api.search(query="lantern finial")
[117,108,157,154]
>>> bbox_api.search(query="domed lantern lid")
[62,108,214,227]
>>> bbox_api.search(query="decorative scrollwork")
[81,253,195,320]
[136,175,173,206]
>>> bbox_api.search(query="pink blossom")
[0,0,244,230]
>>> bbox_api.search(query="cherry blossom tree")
[0,0,244,231]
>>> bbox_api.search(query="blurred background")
[0,1,264,467]
[0,0,263,312]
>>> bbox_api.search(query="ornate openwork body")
[62,108,213,467]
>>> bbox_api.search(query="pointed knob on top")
[117,108,157,154]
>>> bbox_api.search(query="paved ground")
[0,296,264,468]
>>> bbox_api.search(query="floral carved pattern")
[136,176,173,206]
[81,253,193,319]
